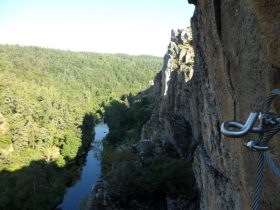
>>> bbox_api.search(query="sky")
[0,0,194,57]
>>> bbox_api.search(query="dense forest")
[0,44,162,209]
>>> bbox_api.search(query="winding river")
[58,123,109,210]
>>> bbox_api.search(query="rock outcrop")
[142,1,280,210]
[141,28,195,160]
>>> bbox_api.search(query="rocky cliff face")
[141,28,195,160]
[142,1,280,209]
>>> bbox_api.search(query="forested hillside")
[0,44,162,209]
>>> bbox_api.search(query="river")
[58,123,109,210]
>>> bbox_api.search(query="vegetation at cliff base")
[104,95,154,145]
[101,95,154,172]
[100,95,197,209]
[0,44,162,209]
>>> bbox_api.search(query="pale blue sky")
[0,0,194,56]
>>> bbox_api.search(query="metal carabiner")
[221,112,262,138]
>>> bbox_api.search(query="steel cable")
[252,88,280,210]
[264,151,280,177]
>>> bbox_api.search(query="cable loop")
[220,88,280,210]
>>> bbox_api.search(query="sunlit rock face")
[141,28,195,160]
[142,1,280,209]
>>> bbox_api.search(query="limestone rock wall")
[141,1,280,209]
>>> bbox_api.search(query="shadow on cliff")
[0,113,95,210]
